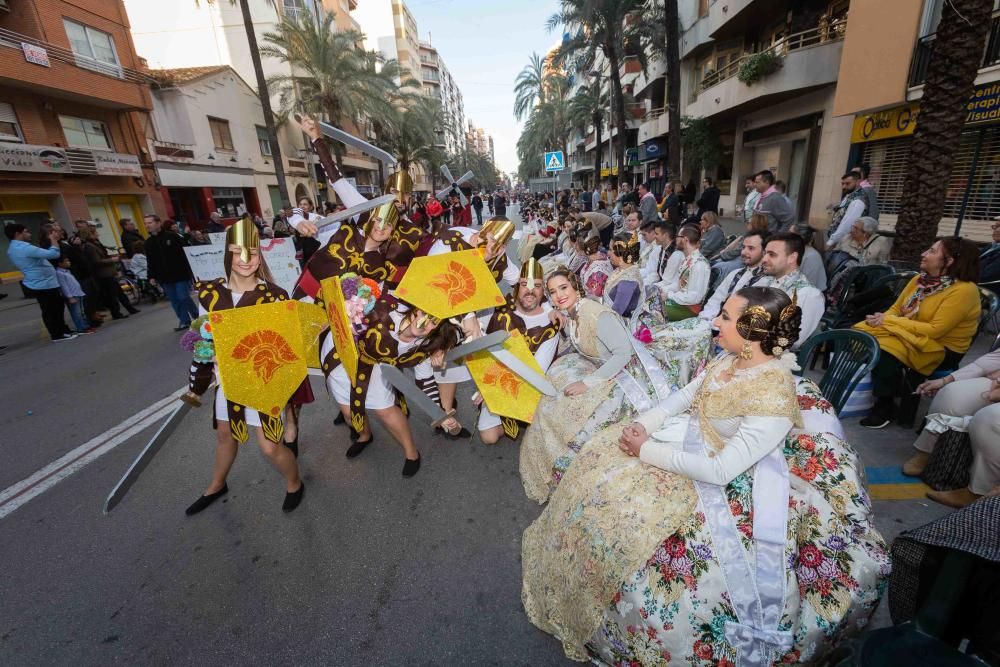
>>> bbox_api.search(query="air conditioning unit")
[65,148,98,175]
[0,0,9,12]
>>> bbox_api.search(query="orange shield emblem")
[211,301,309,417]
[395,249,505,319]
[466,330,543,423]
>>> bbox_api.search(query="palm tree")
[260,11,402,171]
[514,52,549,121]
[547,0,651,180]
[380,95,446,180]
[516,72,572,182]
[569,79,608,178]
[200,0,290,206]
[662,0,681,183]
[892,0,993,263]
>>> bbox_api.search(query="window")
[63,19,122,77]
[208,117,234,151]
[212,188,247,218]
[59,115,112,150]
[0,103,23,142]
[256,125,272,156]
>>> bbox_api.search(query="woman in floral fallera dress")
[521,287,889,665]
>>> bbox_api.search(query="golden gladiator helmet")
[226,217,259,263]
[364,200,399,236]
[386,170,413,204]
[480,216,515,247]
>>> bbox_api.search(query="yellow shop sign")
[851,104,919,143]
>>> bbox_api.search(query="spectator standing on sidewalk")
[78,225,136,319]
[637,182,659,225]
[144,214,198,332]
[695,177,720,218]
[753,170,795,232]
[471,191,484,225]
[4,223,76,342]
[55,255,95,335]
[119,218,144,258]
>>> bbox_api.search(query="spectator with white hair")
[851,216,893,266]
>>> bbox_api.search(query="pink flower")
[666,535,687,558]
[634,326,653,343]
[799,544,824,568]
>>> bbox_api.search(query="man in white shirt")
[659,225,711,321]
[700,230,768,323]
[650,219,682,291]
[759,232,824,348]
[828,172,869,250]
[638,220,662,286]
[742,177,760,223]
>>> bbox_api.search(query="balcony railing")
[908,13,1000,87]
[699,16,847,91]
[0,26,149,85]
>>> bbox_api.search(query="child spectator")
[55,255,95,334]
[129,240,157,303]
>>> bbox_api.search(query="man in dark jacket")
[493,191,507,216]
[144,214,197,331]
[696,177,720,218]
[119,219,144,257]
[471,192,484,225]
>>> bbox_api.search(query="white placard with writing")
[184,237,301,295]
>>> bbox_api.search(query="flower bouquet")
[340,272,382,336]
[179,314,215,407]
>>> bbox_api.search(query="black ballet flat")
[442,427,471,440]
[402,455,421,478]
[334,413,345,425]
[346,436,372,458]
[283,437,298,459]
[350,429,359,442]
[185,483,228,516]
[282,482,304,513]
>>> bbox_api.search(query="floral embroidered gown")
[521,354,889,665]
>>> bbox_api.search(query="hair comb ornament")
[736,305,772,341]
[778,290,799,323]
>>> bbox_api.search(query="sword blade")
[315,194,396,230]
[103,400,193,514]
[318,121,398,166]
[487,347,557,396]
[443,330,510,362]
[379,364,453,428]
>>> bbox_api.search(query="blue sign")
[544,151,565,172]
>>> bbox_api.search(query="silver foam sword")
[379,364,455,428]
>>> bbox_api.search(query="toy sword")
[379,364,455,428]
[443,330,509,363]
[315,194,396,230]
[486,347,557,396]
[318,119,397,167]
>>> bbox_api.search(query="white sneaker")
[52,334,78,342]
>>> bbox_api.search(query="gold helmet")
[364,200,399,236]
[386,170,413,204]
[480,216,515,247]
[519,257,543,284]
[225,217,259,263]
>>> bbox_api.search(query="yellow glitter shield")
[211,300,308,417]
[320,276,360,383]
[465,330,543,423]
[394,249,506,319]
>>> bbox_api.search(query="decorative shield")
[297,301,328,369]
[211,301,308,417]
[320,276,360,383]
[394,249,506,319]
[465,330,544,423]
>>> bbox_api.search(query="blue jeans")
[67,299,88,332]
[161,281,198,326]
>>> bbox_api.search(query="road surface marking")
[0,387,186,520]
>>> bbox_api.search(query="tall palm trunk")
[239,0,290,207]
[593,110,603,184]
[607,45,628,183]
[664,0,681,183]
[892,0,992,263]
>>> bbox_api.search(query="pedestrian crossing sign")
[543,151,565,172]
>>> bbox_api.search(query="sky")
[403,0,562,176]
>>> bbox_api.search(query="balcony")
[688,21,845,118]
[633,57,666,96]
[638,107,671,143]
[909,12,1000,87]
[0,26,150,109]
[152,140,195,161]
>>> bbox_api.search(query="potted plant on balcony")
[737,51,783,86]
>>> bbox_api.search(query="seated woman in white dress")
[522,286,889,665]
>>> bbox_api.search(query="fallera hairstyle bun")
[734,286,802,357]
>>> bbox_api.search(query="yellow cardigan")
[854,276,981,375]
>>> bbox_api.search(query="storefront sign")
[21,43,50,67]
[641,139,667,162]
[850,103,919,143]
[94,152,143,177]
[966,82,1000,125]
[600,166,619,177]
[0,143,70,173]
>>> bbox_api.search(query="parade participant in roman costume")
[521,287,889,665]
[321,294,462,477]
[603,232,642,318]
[519,267,671,504]
[473,259,560,444]
[578,236,613,300]
[183,219,304,515]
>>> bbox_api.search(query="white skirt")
[213,384,264,427]
[327,363,397,410]
[477,405,502,431]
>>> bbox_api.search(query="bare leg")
[480,426,504,445]
[339,403,372,440]
[204,421,239,494]
[283,404,298,442]
[438,382,458,411]
[371,405,419,460]
[254,427,301,492]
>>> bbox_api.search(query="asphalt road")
[0,204,576,666]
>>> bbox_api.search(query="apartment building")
[834,0,1000,241]
[124,0,380,200]
[147,66,314,227]
[420,41,466,157]
[0,0,165,281]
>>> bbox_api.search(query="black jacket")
[120,229,144,257]
[696,186,720,215]
[146,231,193,284]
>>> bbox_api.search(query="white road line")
[0,386,187,520]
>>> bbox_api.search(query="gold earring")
[740,340,753,360]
